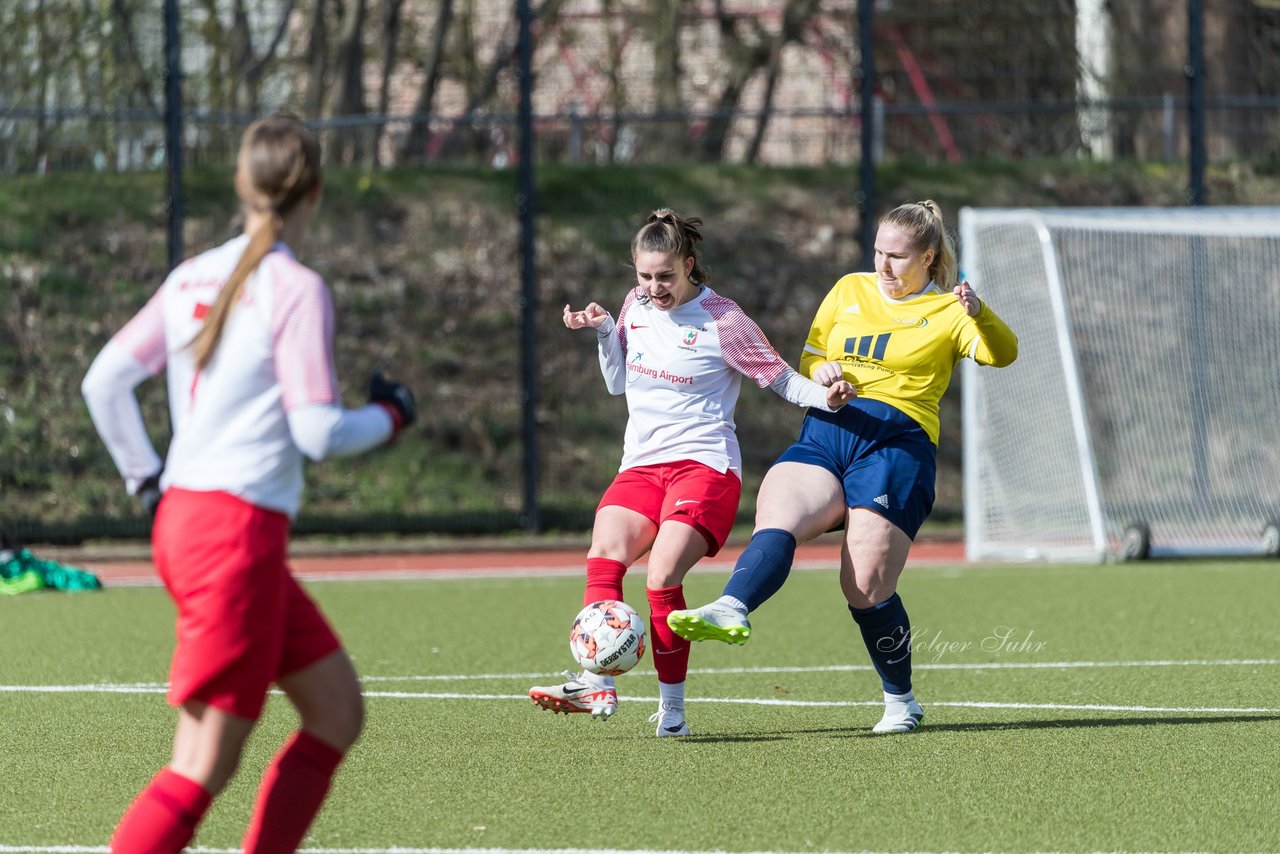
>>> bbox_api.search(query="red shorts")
[597,461,742,556]
[151,488,341,720]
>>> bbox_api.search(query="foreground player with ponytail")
[82,114,414,852]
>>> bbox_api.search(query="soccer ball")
[569,600,646,676]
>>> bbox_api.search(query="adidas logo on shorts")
[874,494,890,509]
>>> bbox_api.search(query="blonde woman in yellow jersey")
[669,200,1018,733]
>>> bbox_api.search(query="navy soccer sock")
[722,528,797,612]
[849,593,913,694]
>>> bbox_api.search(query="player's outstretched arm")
[955,281,1018,367]
[287,371,416,462]
[565,302,626,395]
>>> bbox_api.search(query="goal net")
[959,207,1280,562]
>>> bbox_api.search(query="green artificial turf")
[2,559,1278,852]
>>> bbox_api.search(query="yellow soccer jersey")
[799,272,1018,444]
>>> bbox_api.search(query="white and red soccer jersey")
[82,235,393,517]
[594,285,834,476]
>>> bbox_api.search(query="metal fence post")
[858,0,877,267]
[164,0,184,270]
[1186,0,1206,206]
[517,0,542,533]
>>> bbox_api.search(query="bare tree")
[304,0,331,118]
[196,0,232,112]
[332,0,370,163]
[698,1,775,161]
[600,0,629,162]
[109,0,160,113]
[230,0,297,112]
[437,0,568,161]
[645,0,685,158]
[745,0,822,163]
[375,0,409,164]
[399,0,456,163]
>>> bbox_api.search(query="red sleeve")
[706,295,788,387]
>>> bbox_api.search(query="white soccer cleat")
[648,703,690,737]
[529,671,618,720]
[666,601,751,645]
[872,696,925,734]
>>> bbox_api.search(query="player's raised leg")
[669,462,843,645]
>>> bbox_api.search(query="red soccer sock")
[110,768,212,854]
[646,584,691,685]
[241,731,345,854]
[583,557,627,605]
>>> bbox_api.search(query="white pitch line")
[0,845,1237,854]
[356,690,1280,715]
[0,851,898,854]
[5,683,1277,714]
[4,658,1278,698]
[0,683,168,694]
[357,658,1280,682]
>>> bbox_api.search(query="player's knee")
[306,689,364,751]
[844,573,896,609]
[645,564,682,589]
[172,742,245,795]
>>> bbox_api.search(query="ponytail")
[190,215,282,370]
[187,114,322,370]
[632,208,710,284]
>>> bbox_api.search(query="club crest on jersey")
[682,328,699,346]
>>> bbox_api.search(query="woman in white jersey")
[669,200,1018,735]
[529,209,855,737]
[81,114,415,853]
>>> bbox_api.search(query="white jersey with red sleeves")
[597,285,809,476]
[106,235,342,516]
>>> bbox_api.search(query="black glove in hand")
[368,370,416,433]
[137,471,163,518]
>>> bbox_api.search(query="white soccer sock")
[715,594,749,615]
[884,689,916,706]
[582,671,615,689]
[658,680,686,711]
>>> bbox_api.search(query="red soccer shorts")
[151,488,341,720]
[597,460,742,556]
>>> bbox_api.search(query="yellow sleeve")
[968,301,1019,367]
[798,281,843,379]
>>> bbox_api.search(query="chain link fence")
[3,0,1279,543]
[3,1,1278,172]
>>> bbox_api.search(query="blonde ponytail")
[188,113,322,370]
[190,215,282,370]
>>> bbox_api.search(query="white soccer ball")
[569,600,647,676]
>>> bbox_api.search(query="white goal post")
[959,207,1280,562]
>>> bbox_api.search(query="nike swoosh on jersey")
[674,499,700,506]
[629,323,648,329]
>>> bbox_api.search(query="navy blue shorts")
[774,399,937,539]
